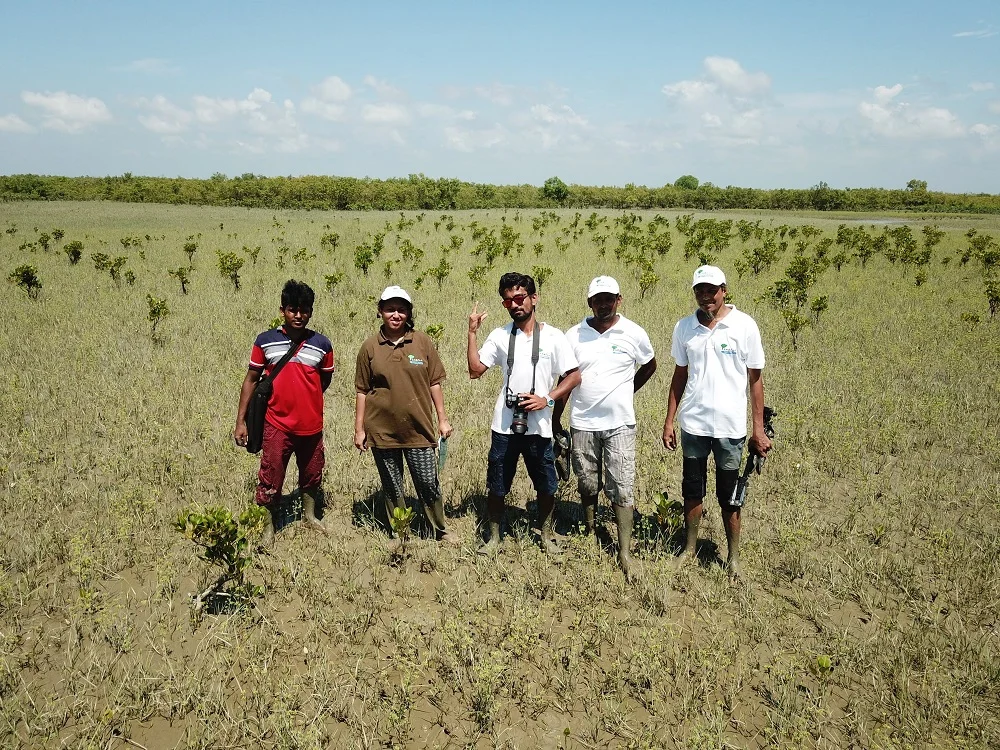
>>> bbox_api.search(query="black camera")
[505,388,529,435]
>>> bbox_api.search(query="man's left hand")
[519,393,549,412]
[749,432,772,457]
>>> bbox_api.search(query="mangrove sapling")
[7,264,42,298]
[63,240,83,264]
[168,266,190,294]
[146,295,169,336]
[531,266,552,289]
[216,251,244,291]
[390,506,416,560]
[424,324,444,348]
[183,241,197,264]
[173,505,267,613]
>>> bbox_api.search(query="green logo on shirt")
[408,354,425,366]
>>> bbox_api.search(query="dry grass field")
[1,202,999,749]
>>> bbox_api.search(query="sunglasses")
[501,293,530,309]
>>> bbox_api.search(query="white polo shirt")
[670,305,765,439]
[565,315,655,431]
[479,321,579,438]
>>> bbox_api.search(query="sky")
[1,1,998,193]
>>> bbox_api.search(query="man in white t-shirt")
[662,265,772,579]
[468,272,581,555]
[564,276,657,580]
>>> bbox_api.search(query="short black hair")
[281,279,315,310]
[498,272,536,296]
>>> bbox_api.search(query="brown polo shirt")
[355,328,446,448]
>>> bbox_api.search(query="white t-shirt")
[479,321,579,438]
[565,315,655,431]
[670,305,765,439]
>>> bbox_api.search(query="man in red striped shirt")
[234,280,335,546]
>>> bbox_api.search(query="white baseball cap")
[379,285,412,304]
[587,275,621,298]
[691,265,726,288]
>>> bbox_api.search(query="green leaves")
[7,264,42,298]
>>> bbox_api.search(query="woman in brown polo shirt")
[354,286,458,544]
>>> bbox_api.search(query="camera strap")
[506,321,541,395]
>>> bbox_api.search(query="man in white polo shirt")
[662,265,772,579]
[564,276,657,580]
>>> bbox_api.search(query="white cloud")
[664,57,770,105]
[193,88,271,124]
[971,123,998,136]
[313,76,352,102]
[21,91,112,133]
[703,56,771,97]
[364,75,404,98]
[701,112,722,128]
[953,24,997,38]
[137,95,192,134]
[473,83,517,106]
[0,114,34,133]
[300,98,346,121]
[988,100,1000,114]
[417,103,476,120]
[116,58,179,74]
[363,102,411,125]
[859,85,965,139]
[969,82,995,92]
[530,104,587,126]
[444,124,507,152]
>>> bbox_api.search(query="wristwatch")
[546,397,555,409]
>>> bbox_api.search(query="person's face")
[588,292,621,322]
[501,286,536,322]
[693,283,726,318]
[379,300,410,335]
[280,305,312,331]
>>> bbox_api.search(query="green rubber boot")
[302,488,328,534]
[613,503,635,582]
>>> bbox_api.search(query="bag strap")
[260,334,304,387]
[505,321,541,395]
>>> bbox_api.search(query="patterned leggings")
[371,447,447,536]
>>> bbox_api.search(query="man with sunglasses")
[468,272,581,555]
[662,265,772,579]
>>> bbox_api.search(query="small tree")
[168,266,191,294]
[92,252,111,271]
[354,244,374,276]
[428,257,452,290]
[51,228,65,243]
[673,175,699,190]
[109,256,128,286]
[183,241,198,264]
[324,272,345,295]
[638,270,659,299]
[986,276,999,318]
[810,295,829,323]
[37,232,51,252]
[173,505,267,612]
[320,232,340,251]
[8,265,42,298]
[216,251,245,291]
[532,265,553,289]
[242,245,261,265]
[146,294,169,334]
[425,324,445,348]
[64,240,83,265]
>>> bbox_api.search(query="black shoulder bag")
[244,339,302,454]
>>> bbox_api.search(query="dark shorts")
[487,431,559,498]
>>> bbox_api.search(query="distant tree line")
[1,172,998,213]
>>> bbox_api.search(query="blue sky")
[1,1,998,192]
